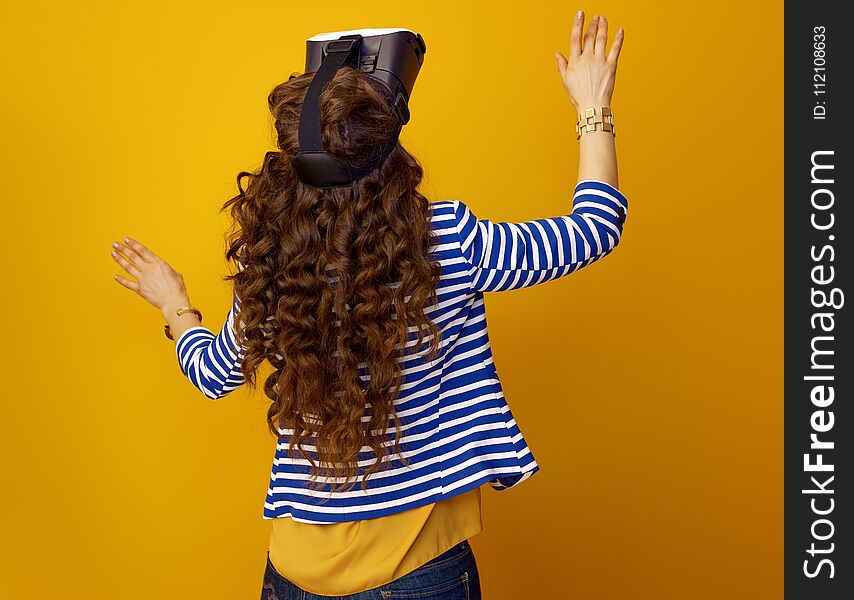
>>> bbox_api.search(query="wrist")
[161,296,192,319]
[574,99,611,111]
[575,105,616,141]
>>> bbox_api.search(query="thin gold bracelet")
[164,306,203,341]
[575,106,615,141]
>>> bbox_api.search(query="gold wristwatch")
[164,306,203,340]
[576,106,615,140]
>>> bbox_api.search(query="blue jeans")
[260,539,482,600]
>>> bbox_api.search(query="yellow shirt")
[268,485,483,596]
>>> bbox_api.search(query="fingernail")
[112,242,118,248]
[576,10,582,18]
[124,237,130,243]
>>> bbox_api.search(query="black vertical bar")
[784,1,851,598]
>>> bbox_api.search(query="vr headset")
[291,28,427,188]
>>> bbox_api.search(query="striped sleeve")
[175,289,246,400]
[452,179,628,292]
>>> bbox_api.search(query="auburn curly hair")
[220,66,443,494]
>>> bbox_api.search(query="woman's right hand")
[555,10,624,109]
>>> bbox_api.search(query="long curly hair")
[220,66,443,494]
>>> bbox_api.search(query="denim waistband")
[417,538,470,572]
[263,537,474,598]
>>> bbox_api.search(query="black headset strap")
[295,34,402,188]
[298,35,361,155]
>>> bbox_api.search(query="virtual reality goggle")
[291,28,427,188]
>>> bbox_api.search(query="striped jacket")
[176,179,628,523]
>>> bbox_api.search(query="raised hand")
[110,236,192,316]
[554,10,624,109]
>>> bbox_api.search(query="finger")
[124,236,158,263]
[595,16,608,57]
[555,51,568,78]
[607,27,625,64]
[569,10,584,61]
[113,241,144,265]
[111,248,142,278]
[113,274,140,292]
[582,14,598,54]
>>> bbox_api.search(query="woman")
[110,11,626,600]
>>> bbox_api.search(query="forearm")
[174,294,246,400]
[575,103,618,188]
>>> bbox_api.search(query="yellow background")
[0,1,782,598]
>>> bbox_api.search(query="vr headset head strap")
[293,34,401,188]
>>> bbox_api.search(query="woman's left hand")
[111,237,191,315]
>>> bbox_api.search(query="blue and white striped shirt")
[176,179,628,523]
